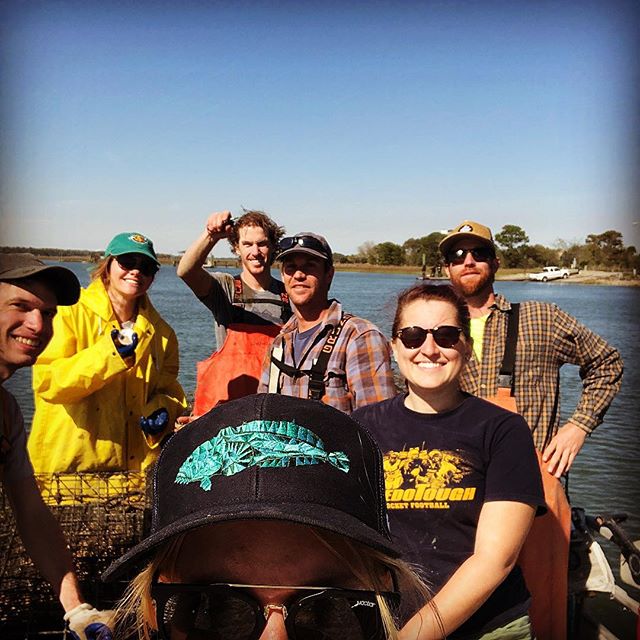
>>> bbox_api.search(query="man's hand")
[64,604,114,640]
[139,408,169,435]
[205,210,234,240]
[175,414,200,431]
[542,422,588,477]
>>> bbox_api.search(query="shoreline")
[28,255,640,287]
[331,264,639,287]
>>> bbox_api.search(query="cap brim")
[106,249,160,266]
[439,233,495,256]
[102,500,400,582]
[1,265,80,305]
[277,247,330,262]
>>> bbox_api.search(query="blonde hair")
[90,257,112,285]
[113,527,443,640]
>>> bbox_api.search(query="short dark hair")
[391,284,471,341]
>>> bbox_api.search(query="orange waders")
[486,304,571,640]
[192,276,289,416]
[193,322,281,415]
[485,303,570,639]
[487,388,571,640]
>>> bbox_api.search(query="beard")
[449,266,495,297]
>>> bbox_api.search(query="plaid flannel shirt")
[459,294,623,450]
[259,299,396,414]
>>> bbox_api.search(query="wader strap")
[269,313,353,400]
[306,314,352,400]
[497,303,519,392]
[233,275,291,323]
[233,275,243,302]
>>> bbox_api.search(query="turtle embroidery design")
[175,419,350,491]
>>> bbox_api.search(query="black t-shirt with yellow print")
[353,393,545,638]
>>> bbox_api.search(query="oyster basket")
[0,471,151,637]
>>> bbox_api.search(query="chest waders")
[268,313,353,402]
[192,276,290,415]
[486,303,571,640]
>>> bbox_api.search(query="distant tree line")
[332,226,639,272]
[4,225,639,272]
[0,246,176,262]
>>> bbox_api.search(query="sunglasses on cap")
[151,582,399,640]
[445,246,495,265]
[394,325,462,349]
[278,235,329,257]
[115,254,159,277]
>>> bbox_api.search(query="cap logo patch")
[458,224,473,232]
[175,420,350,491]
[129,234,148,244]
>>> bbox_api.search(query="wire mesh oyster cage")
[0,471,152,636]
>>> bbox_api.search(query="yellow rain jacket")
[27,278,187,487]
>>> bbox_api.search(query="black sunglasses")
[278,235,329,258]
[445,246,495,265]
[151,582,399,640]
[115,254,159,277]
[394,325,462,349]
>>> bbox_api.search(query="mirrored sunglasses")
[151,582,399,640]
[394,325,462,349]
[115,254,159,277]
[278,235,328,257]
[445,246,495,265]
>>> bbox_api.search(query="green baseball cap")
[104,232,160,265]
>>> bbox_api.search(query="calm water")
[6,263,640,584]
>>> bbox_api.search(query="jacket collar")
[489,293,512,314]
[281,299,342,335]
[83,278,156,334]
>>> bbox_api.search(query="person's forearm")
[554,308,623,433]
[400,553,515,640]
[571,344,623,433]
[176,229,217,279]
[58,570,85,612]
[402,500,535,640]
[8,479,84,611]
[34,334,128,403]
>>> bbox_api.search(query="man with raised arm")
[0,254,112,639]
[439,220,623,477]
[177,210,291,413]
[258,232,396,413]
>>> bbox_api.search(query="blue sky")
[1,1,638,258]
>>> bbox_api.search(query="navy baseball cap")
[103,393,398,580]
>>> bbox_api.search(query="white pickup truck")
[528,266,570,282]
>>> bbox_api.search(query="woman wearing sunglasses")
[28,232,187,498]
[353,284,545,640]
[104,393,436,640]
